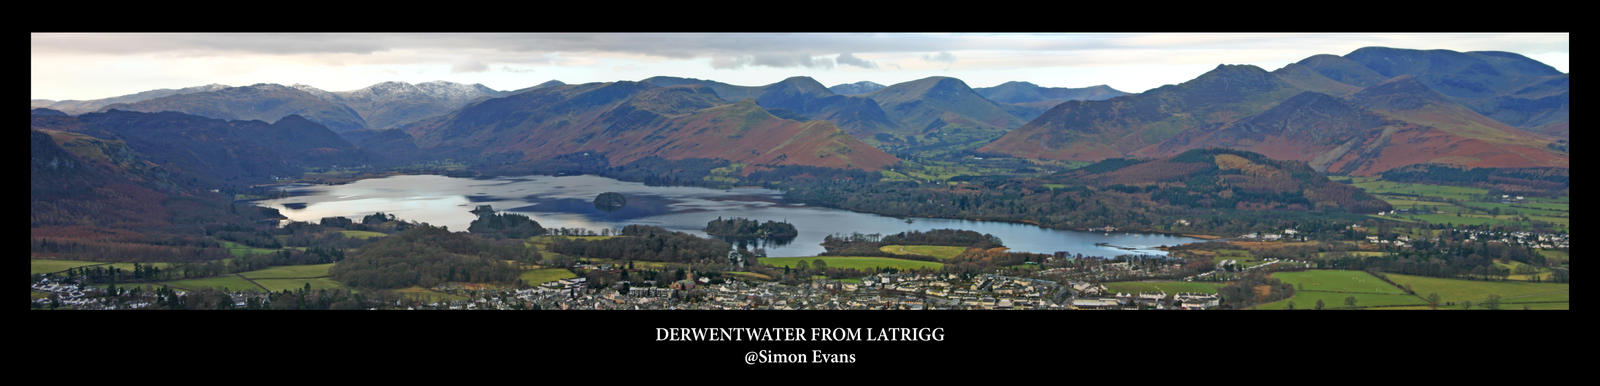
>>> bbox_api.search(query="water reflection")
[253,174,1203,257]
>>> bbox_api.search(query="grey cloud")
[711,53,836,70]
[836,53,877,68]
[924,51,957,63]
[452,60,490,73]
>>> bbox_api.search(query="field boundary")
[234,274,270,291]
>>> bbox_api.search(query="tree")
[1462,300,1473,310]
[1315,299,1325,310]
[1286,301,1295,310]
[1427,293,1441,310]
[1344,296,1358,308]
[1486,294,1502,310]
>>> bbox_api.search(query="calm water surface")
[253,174,1203,257]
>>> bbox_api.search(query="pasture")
[239,263,336,279]
[30,259,107,275]
[338,230,388,239]
[879,245,969,260]
[254,277,345,292]
[1254,270,1423,310]
[1384,273,1568,309]
[1103,281,1225,294]
[160,275,265,292]
[520,268,577,286]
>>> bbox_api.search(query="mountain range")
[400,81,899,171]
[981,47,1568,175]
[30,46,1567,178]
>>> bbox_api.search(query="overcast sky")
[31,33,1570,101]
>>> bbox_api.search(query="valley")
[30,44,1568,311]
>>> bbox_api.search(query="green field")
[220,241,280,256]
[879,245,968,260]
[1103,281,1226,294]
[1257,291,1428,310]
[160,275,265,292]
[1273,270,1409,294]
[1385,273,1568,309]
[1255,270,1422,310]
[339,230,388,240]
[760,256,944,271]
[239,263,335,279]
[520,268,577,286]
[31,259,107,275]
[254,277,345,292]
[1335,176,1569,230]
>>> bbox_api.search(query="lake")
[252,174,1204,257]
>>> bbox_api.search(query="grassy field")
[1384,273,1568,309]
[339,230,388,239]
[31,259,107,275]
[1274,270,1409,294]
[1335,176,1569,231]
[104,262,174,272]
[1103,281,1226,294]
[520,268,577,286]
[220,241,280,257]
[255,277,346,292]
[760,256,944,271]
[395,286,468,302]
[879,245,968,260]
[160,275,265,292]
[1255,270,1423,310]
[239,263,335,279]
[1257,291,1428,310]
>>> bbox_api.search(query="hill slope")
[100,84,369,133]
[403,81,898,171]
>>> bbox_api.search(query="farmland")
[255,277,346,292]
[1254,270,1424,310]
[338,230,387,240]
[1103,281,1225,294]
[1332,176,1569,231]
[30,259,107,275]
[239,263,335,279]
[879,244,969,260]
[520,268,577,286]
[160,275,264,292]
[1384,273,1568,310]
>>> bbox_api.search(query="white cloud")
[923,51,957,63]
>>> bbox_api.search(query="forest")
[547,225,731,263]
[704,217,798,241]
[328,225,531,289]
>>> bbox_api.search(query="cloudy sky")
[31,33,1569,101]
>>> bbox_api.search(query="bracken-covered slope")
[402,81,898,171]
[866,76,1026,136]
[1137,78,1566,176]
[1330,47,1568,136]
[981,64,1304,161]
[982,47,1568,174]
[33,109,367,188]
